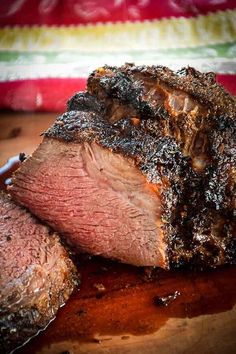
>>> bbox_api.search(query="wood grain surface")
[1,112,236,354]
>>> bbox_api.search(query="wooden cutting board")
[1,112,236,354]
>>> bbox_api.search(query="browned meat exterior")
[10,64,236,269]
[169,114,236,267]
[0,193,77,353]
[86,65,236,119]
[85,64,236,267]
[85,64,236,170]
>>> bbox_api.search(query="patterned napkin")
[0,0,235,111]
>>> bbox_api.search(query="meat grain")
[0,193,77,353]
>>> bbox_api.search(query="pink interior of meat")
[0,196,49,281]
[0,194,71,309]
[11,138,167,267]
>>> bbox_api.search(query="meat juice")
[18,257,236,354]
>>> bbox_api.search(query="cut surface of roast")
[10,113,175,268]
[10,64,236,269]
[0,193,77,353]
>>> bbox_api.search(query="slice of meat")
[10,111,188,268]
[0,193,77,354]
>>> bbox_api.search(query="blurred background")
[0,0,235,168]
[0,0,236,112]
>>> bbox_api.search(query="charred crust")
[87,64,236,118]
[67,91,104,114]
[46,64,236,269]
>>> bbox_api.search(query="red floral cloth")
[0,0,235,25]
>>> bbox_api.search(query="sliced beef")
[0,193,77,353]
[10,64,236,269]
[10,111,187,267]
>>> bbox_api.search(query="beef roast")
[0,193,77,353]
[10,64,236,269]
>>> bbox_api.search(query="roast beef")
[10,64,236,269]
[0,193,77,353]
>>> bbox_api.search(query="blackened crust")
[88,64,236,118]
